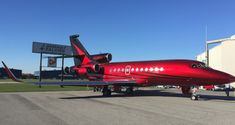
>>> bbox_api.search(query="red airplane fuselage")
[93,60,234,87]
[67,34,235,97]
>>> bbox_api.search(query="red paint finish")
[69,35,235,88]
[99,60,235,86]
[71,42,91,65]
[91,53,112,63]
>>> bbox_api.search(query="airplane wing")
[1,61,136,86]
[33,80,136,86]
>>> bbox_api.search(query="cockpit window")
[191,64,197,68]
[191,63,207,69]
[198,63,206,68]
[197,64,202,68]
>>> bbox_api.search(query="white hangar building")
[197,35,235,87]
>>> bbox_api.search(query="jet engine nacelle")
[65,66,88,77]
[81,64,100,73]
[75,67,88,76]
[65,64,100,78]
[64,66,76,74]
[91,53,112,63]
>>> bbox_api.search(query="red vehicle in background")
[203,85,214,90]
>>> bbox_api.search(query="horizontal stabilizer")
[1,61,22,82]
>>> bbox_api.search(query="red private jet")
[2,34,235,100]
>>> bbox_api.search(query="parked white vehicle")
[213,85,225,91]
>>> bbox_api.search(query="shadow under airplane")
[59,89,235,102]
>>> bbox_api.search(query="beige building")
[197,35,235,87]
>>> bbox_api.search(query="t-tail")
[70,34,94,66]
[1,61,22,82]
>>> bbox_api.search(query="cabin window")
[131,68,134,72]
[150,68,153,72]
[140,68,143,72]
[160,67,164,71]
[110,69,112,72]
[155,67,159,72]
[145,68,148,72]
[117,68,120,72]
[136,68,139,72]
[122,68,125,72]
[113,68,117,72]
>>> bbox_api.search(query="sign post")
[61,55,64,82]
[32,42,73,83]
[39,53,42,87]
[60,55,65,88]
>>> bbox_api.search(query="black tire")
[102,89,111,97]
[126,87,133,94]
[191,95,198,100]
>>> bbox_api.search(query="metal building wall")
[197,39,235,87]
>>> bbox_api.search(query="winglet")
[1,61,22,82]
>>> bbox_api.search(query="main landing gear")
[126,87,134,94]
[102,85,112,97]
[101,86,134,96]
[181,86,199,100]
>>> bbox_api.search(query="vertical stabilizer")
[70,35,94,65]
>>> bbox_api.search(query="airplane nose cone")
[216,71,235,83]
[208,69,235,84]
[230,77,235,83]
[226,75,235,83]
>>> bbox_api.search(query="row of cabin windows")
[109,67,164,73]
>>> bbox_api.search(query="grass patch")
[0,79,91,92]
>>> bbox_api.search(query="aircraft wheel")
[191,94,198,100]
[102,89,111,97]
[126,87,133,94]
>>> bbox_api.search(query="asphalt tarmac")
[0,88,235,125]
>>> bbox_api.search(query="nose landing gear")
[191,94,199,100]
[191,86,199,100]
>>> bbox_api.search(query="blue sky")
[0,0,235,73]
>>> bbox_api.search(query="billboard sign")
[48,57,57,67]
[32,42,72,55]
